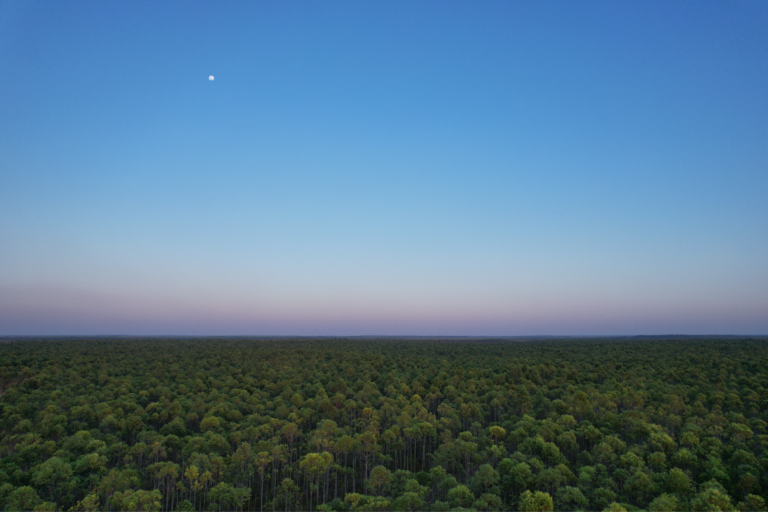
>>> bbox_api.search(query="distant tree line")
[0,338,766,511]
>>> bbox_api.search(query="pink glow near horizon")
[2,283,765,336]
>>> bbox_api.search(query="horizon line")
[2,334,767,340]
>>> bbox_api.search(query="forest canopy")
[0,337,766,512]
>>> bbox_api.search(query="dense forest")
[0,338,766,511]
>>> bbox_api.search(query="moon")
[208,75,214,81]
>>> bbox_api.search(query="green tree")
[471,464,499,496]
[691,482,736,512]
[556,486,588,511]
[519,490,554,512]
[649,493,681,512]
[109,489,162,512]
[366,465,393,496]
[448,484,475,509]
[737,494,766,512]
[276,478,301,512]
[32,457,73,509]
[72,493,101,512]
[6,486,42,512]
[667,467,692,496]
[474,493,504,512]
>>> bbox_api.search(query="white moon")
[209,75,214,81]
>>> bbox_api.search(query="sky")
[1,1,767,336]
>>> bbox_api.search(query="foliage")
[0,337,766,511]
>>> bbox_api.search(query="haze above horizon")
[1,1,767,336]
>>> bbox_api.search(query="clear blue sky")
[1,1,766,335]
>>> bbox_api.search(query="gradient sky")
[1,1,767,335]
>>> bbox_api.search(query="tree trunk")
[260,473,265,512]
